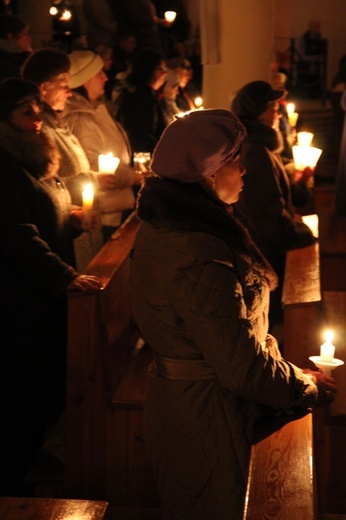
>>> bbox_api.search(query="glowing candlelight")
[286,102,298,127]
[133,152,151,172]
[301,214,319,238]
[164,11,177,23]
[60,9,72,20]
[98,153,120,174]
[292,145,322,171]
[194,96,203,108]
[82,182,94,214]
[320,330,335,361]
[49,6,58,15]
[286,102,295,114]
[297,132,314,147]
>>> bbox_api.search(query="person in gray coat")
[130,109,336,520]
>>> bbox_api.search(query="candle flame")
[324,329,334,343]
[286,102,295,114]
[60,9,72,20]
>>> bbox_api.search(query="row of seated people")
[0,17,327,510]
[0,38,201,498]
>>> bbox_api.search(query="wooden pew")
[64,214,160,515]
[282,240,322,367]
[0,497,108,520]
[67,211,344,518]
[244,412,316,520]
[318,208,346,291]
[245,219,322,519]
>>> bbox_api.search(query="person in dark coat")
[0,13,32,80]
[130,109,336,520]
[231,80,315,332]
[0,78,102,496]
[113,47,167,153]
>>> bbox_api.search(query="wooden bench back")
[65,215,149,501]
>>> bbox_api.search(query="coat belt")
[153,354,216,381]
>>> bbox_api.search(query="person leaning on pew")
[0,78,102,497]
[130,108,337,520]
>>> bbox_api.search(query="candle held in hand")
[82,182,94,213]
[98,153,120,174]
[320,330,335,361]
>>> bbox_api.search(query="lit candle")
[164,11,177,23]
[194,96,203,108]
[320,330,335,361]
[286,103,299,128]
[98,153,120,174]
[133,152,151,172]
[297,131,314,147]
[82,182,94,214]
[60,9,72,20]
[286,102,295,114]
[301,214,319,238]
[292,145,322,171]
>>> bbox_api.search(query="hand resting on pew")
[67,274,103,291]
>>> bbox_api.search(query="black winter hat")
[21,48,70,85]
[231,80,285,120]
[0,78,41,121]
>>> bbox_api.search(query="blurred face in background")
[151,62,168,91]
[84,68,108,103]
[120,35,136,55]
[9,25,32,52]
[258,101,281,129]
[40,72,71,111]
[177,67,192,88]
[10,99,42,133]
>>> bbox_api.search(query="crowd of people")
[0,6,340,520]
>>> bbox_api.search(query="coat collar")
[137,177,278,289]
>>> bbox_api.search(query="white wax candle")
[164,11,176,22]
[297,132,314,147]
[292,145,322,170]
[288,112,299,128]
[98,153,120,173]
[320,330,335,361]
[82,182,94,213]
[301,214,319,238]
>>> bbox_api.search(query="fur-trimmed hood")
[137,176,278,289]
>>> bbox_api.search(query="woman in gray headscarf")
[130,109,336,520]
